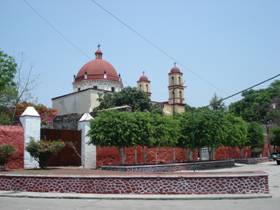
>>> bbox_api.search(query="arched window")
[171,76,174,85]
[179,77,181,85]
[146,84,149,91]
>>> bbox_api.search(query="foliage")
[209,93,225,111]
[14,102,57,125]
[223,113,248,148]
[0,144,16,165]
[89,111,138,164]
[247,122,264,157]
[229,80,280,124]
[0,111,11,125]
[271,127,280,147]
[26,139,65,168]
[94,87,153,112]
[0,49,18,109]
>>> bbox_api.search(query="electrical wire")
[89,0,226,94]
[23,0,90,59]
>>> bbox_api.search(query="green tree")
[0,50,18,124]
[247,122,264,157]
[229,80,280,124]
[271,127,280,150]
[95,87,153,112]
[179,109,227,160]
[224,113,248,157]
[88,111,138,164]
[209,93,225,111]
[149,114,180,163]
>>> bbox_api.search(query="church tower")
[137,72,151,98]
[168,63,185,114]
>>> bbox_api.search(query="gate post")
[78,113,96,168]
[20,106,41,169]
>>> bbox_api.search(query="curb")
[0,191,272,200]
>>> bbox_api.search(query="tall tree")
[229,80,280,124]
[209,93,225,111]
[247,122,264,157]
[94,87,153,112]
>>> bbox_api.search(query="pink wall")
[0,126,24,169]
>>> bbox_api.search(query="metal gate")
[41,128,81,166]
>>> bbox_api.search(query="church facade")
[52,46,185,116]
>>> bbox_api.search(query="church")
[52,46,185,116]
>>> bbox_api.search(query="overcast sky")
[1,0,279,107]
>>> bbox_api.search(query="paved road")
[0,197,279,210]
[0,161,279,210]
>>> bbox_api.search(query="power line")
[23,0,132,86]
[89,0,226,94]
[207,73,280,107]
[23,0,90,59]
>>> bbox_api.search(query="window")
[111,87,115,92]
[78,88,81,92]
[93,86,97,90]
[179,77,181,85]
[171,76,174,85]
[146,84,149,91]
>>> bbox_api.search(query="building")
[52,46,123,115]
[52,46,185,116]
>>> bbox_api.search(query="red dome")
[170,66,181,74]
[75,49,120,82]
[138,75,150,82]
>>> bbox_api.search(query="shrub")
[26,139,65,168]
[0,144,16,166]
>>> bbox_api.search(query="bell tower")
[168,63,185,114]
[137,71,151,98]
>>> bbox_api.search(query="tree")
[209,93,225,111]
[0,50,38,124]
[224,113,248,157]
[247,122,264,157]
[229,80,280,124]
[0,50,17,123]
[149,114,180,163]
[26,139,65,169]
[271,127,280,150]
[179,109,228,160]
[88,111,138,164]
[94,87,153,112]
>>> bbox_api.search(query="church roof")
[74,46,120,83]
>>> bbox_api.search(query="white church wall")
[52,89,101,115]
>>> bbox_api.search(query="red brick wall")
[96,146,256,167]
[0,126,24,169]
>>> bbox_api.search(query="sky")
[1,0,279,107]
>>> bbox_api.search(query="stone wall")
[0,126,24,169]
[101,160,235,172]
[0,172,269,194]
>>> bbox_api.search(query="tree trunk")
[134,146,138,164]
[155,147,159,164]
[142,146,147,164]
[240,147,244,159]
[172,148,176,163]
[119,147,126,165]
[188,149,193,161]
